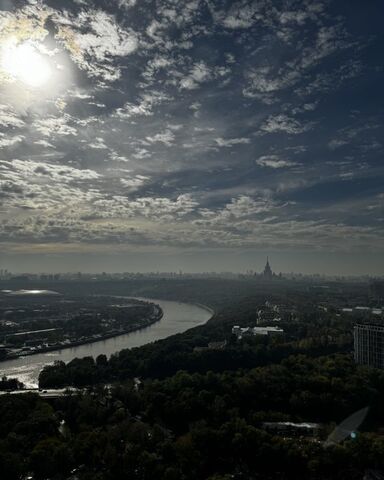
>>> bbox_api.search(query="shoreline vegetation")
[1,303,163,362]
[192,303,215,315]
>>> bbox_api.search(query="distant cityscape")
[0,267,383,370]
[1,258,384,478]
[0,258,383,282]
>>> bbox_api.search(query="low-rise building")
[232,325,284,339]
[257,309,281,324]
[342,306,383,319]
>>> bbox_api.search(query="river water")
[0,298,213,388]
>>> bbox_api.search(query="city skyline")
[1,252,383,277]
[0,0,383,274]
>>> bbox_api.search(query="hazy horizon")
[1,250,383,277]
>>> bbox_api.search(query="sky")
[0,0,383,275]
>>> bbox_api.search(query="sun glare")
[1,39,52,88]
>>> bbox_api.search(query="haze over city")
[0,0,383,275]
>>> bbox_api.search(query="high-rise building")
[354,323,384,369]
[263,257,273,279]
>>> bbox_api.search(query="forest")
[2,354,384,479]
[38,295,355,388]
[1,282,383,479]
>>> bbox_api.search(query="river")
[0,298,213,388]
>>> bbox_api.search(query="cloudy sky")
[0,0,383,275]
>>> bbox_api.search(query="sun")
[1,39,52,88]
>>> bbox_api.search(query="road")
[0,387,81,398]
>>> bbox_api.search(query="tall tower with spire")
[263,257,273,279]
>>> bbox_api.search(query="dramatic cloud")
[0,0,383,273]
[256,156,298,169]
[54,9,138,81]
[215,137,250,148]
[260,114,313,135]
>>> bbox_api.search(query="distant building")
[272,303,294,316]
[263,257,273,279]
[257,309,281,324]
[342,307,383,319]
[232,325,242,337]
[258,301,294,323]
[354,323,384,369]
[232,325,284,339]
[252,326,284,336]
[341,308,354,314]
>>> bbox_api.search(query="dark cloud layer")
[0,0,383,273]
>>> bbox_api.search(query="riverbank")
[0,298,213,388]
[2,303,163,362]
[193,303,215,316]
